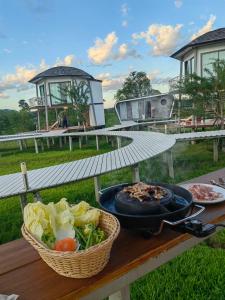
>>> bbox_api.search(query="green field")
[1,116,225,299]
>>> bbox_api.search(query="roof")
[171,28,225,60]
[29,66,100,83]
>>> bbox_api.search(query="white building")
[171,27,225,79]
[29,66,105,130]
[115,94,174,122]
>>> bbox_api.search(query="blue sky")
[0,0,224,110]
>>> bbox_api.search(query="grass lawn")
[1,127,225,299]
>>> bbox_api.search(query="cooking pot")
[99,182,217,238]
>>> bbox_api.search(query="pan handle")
[99,183,129,195]
[163,204,205,226]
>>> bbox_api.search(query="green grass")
[104,108,120,127]
[131,245,225,300]
[2,134,225,299]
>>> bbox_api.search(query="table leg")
[109,286,130,300]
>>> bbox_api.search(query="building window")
[201,51,218,77]
[39,85,45,98]
[49,82,71,105]
[184,57,195,76]
[161,98,167,106]
[201,50,225,77]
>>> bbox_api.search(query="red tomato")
[54,238,77,252]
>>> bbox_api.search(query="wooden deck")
[0,131,176,199]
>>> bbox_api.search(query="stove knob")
[189,219,203,231]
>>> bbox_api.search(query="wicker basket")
[22,210,120,278]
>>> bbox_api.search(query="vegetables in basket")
[23,199,105,251]
[75,224,106,250]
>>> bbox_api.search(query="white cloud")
[0,54,75,98]
[88,32,118,64]
[174,0,183,8]
[147,70,161,81]
[54,54,74,66]
[189,21,195,26]
[122,20,128,27]
[96,73,125,92]
[88,32,140,64]
[113,43,141,60]
[191,14,216,40]
[132,23,183,56]
[3,48,12,54]
[121,3,129,16]
[0,92,9,99]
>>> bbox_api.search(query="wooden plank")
[61,160,84,183]
[0,239,39,275]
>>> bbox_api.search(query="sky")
[0,0,224,110]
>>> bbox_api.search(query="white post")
[94,176,101,202]
[79,136,82,149]
[167,150,174,179]
[45,104,49,131]
[106,136,109,143]
[69,136,73,151]
[51,137,55,145]
[40,139,44,151]
[164,124,168,134]
[117,136,122,149]
[19,194,28,213]
[132,164,140,183]
[213,139,219,162]
[64,136,67,144]
[37,109,41,131]
[59,137,63,148]
[23,140,27,149]
[46,138,50,149]
[18,140,23,151]
[162,152,167,163]
[178,60,183,129]
[44,81,49,131]
[96,135,99,151]
[109,286,130,300]
[34,138,39,154]
[84,124,88,143]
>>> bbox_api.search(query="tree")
[177,73,212,125]
[62,80,91,127]
[114,71,152,101]
[204,59,225,129]
[18,99,30,111]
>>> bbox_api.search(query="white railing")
[28,97,45,107]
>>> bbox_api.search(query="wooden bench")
[1,170,225,300]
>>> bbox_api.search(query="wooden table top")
[1,169,225,300]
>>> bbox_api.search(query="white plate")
[179,183,225,204]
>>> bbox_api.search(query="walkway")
[0,131,176,199]
[1,122,225,201]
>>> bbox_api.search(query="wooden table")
[1,170,225,300]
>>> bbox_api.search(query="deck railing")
[28,97,45,107]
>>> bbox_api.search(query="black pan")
[99,182,205,235]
